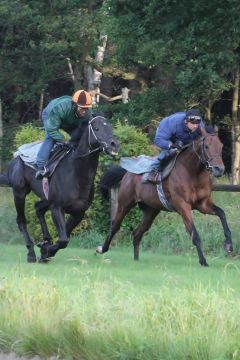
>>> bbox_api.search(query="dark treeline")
[0,0,240,178]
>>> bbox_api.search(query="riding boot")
[35,167,48,180]
[145,169,160,184]
[142,168,160,184]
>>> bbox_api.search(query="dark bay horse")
[0,116,119,262]
[97,127,233,266]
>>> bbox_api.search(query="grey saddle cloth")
[14,141,73,177]
[120,154,178,181]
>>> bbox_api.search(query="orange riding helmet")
[72,90,92,108]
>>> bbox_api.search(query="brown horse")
[97,127,233,266]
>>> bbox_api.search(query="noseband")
[192,134,222,171]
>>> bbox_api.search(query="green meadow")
[0,187,240,359]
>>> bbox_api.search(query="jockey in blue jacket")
[142,108,204,184]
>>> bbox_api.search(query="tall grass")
[0,263,240,360]
[1,181,240,358]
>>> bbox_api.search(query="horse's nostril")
[111,140,119,149]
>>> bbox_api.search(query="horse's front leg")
[197,200,233,253]
[96,202,134,254]
[177,203,208,266]
[66,210,85,238]
[40,206,68,261]
[35,200,53,246]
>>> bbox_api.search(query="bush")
[14,123,45,148]
[88,121,155,236]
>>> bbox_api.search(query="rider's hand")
[171,140,183,150]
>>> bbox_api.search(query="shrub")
[14,123,45,148]
[88,121,155,236]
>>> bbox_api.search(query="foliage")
[87,121,155,237]
[102,0,240,106]
[102,87,184,129]
[14,123,44,148]
[0,0,104,122]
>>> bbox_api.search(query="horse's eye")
[94,127,99,131]
[205,145,209,149]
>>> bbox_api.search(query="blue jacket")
[154,112,203,150]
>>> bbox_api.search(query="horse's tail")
[0,172,10,187]
[99,165,127,200]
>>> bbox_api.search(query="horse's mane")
[204,125,217,135]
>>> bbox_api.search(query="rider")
[35,90,93,179]
[142,108,204,184]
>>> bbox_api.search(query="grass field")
[0,245,240,359]
[1,187,240,359]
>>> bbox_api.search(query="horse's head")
[87,116,119,156]
[195,127,225,177]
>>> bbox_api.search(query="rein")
[192,134,221,171]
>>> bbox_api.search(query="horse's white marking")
[96,245,103,254]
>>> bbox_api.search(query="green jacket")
[44,95,92,141]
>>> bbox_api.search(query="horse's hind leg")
[132,205,159,260]
[13,191,36,263]
[196,200,233,253]
[35,200,52,245]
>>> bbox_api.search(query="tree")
[101,0,240,178]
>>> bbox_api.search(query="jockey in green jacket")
[35,90,92,179]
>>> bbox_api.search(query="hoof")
[224,243,233,253]
[96,245,103,254]
[37,240,53,248]
[38,256,53,263]
[200,261,209,267]
[27,256,37,263]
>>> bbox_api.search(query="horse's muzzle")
[212,165,225,177]
[104,139,120,156]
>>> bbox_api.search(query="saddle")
[14,141,74,178]
[120,152,180,181]
[157,154,178,181]
[44,143,74,177]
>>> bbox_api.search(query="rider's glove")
[171,140,183,150]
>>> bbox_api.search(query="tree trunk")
[205,99,212,124]
[0,98,2,172]
[231,67,240,184]
[38,89,44,121]
[66,57,75,84]
[90,35,108,105]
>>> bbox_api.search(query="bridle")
[76,116,111,158]
[192,134,222,171]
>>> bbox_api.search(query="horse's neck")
[75,130,90,155]
[180,144,204,173]
[73,152,100,186]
